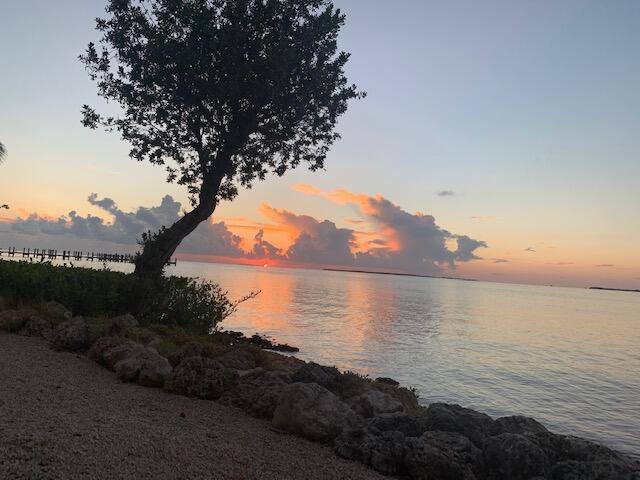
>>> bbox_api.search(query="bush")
[0,260,255,335]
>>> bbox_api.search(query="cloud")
[437,190,455,197]
[493,258,509,264]
[595,264,614,268]
[524,247,536,253]
[548,262,574,266]
[291,184,487,274]
[258,204,356,266]
[6,187,487,275]
[9,194,245,258]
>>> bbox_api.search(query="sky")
[1,0,639,289]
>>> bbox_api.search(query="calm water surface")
[169,262,640,458]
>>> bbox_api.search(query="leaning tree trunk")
[134,173,223,277]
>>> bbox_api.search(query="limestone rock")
[50,317,90,352]
[348,389,405,418]
[165,356,234,400]
[335,426,407,476]
[405,430,482,480]
[104,314,138,336]
[424,403,495,447]
[215,348,256,370]
[483,433,550,479]
[219,368,290,419]
[272,382,358,442]
[292,362,341,389]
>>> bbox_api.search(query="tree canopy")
[81,0,363,206]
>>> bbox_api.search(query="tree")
[0,142,7,209]
[81,0,363,277]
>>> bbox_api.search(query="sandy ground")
[0,332,387,480]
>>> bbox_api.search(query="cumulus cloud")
[524,247,536,253]
[437,190,455,197]
[4,187,487,275]
[8,194,244,258]
[290,184,487,274]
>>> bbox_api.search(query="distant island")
[589,287,640,293]
[323,268,477,282]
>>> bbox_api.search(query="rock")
[126,327,161,347]
[272,382,359,442]
[405,430,482,480]
[167,342,208,367]
[292,362,341,389]
[332,371,372,400]
[37,301,72,326]
[114,347,172,388]
[104,314,138,336]
[165,356,235,400]
[219,368,291,419]
[533,433,640,479]
[424,403,495,446]
[367,413,431,438]
[50,317,90,352]
[0,309,34,332]
[492,415,548,436]
[20,315,52,338]
[0,296,5,311]
[348,389,405,418]
[88,337,132,367]
[551,459,640,480]
[374,383,422,415]
[256,349,305,373]
[335,427,407,476]
[375,377,400,386]
[215,348,256,370]
[97,339,140,369]
[483,433,550,479]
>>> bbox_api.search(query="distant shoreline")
[322,267,477,282]
[589,286,640,293]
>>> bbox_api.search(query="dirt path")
[0,333,387,480]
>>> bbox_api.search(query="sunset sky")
[1,0,639,288]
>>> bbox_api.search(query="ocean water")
[172,261,640,458]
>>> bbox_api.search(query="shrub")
[0,260,256,335]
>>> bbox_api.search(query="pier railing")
[0,247,176,266]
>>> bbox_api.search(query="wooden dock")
[0,247,176,266]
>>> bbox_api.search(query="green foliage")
[80,0,364,204]
[0,260,254,335]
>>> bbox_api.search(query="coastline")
[1,300,639,479]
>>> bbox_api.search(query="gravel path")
[0,333,387,480]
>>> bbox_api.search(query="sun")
[263,263,269,268]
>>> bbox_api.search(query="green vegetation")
[0,260,254,335]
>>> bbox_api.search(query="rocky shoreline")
[1,301,639,479]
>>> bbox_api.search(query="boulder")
[50,317,90,352]
[492,415,548,436]
[375,377,400,387]
[272,382,359,442]
[104,314,138,336]
[0,296,5,311]
[37,301,72,326]
[424,403,495,447]
[219,368,291,419]
[126,327,161,347]
[167,342,208,367]
[292,362,341,389]
[0,309,34,332]
[20,315,52,338]
[367,413,431,438]
[374,383,422,414]
[335,426,407,476]
[533,433,640,478]
[96,337,144,371]
[405,430,482,480]
[114,347,172,388]
[88,337,133,367]
[483,433,550,479]
[165,356,234,400]
[256,349,305,373]
[348,389,405,418]
[215,348,256,370]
